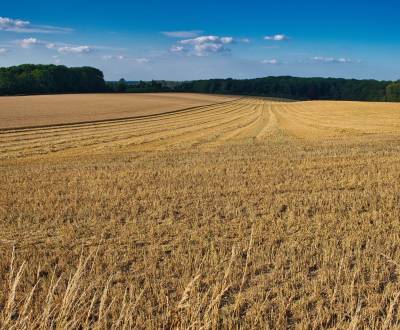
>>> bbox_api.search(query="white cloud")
[0,47,8,55]
[102,56,149,63]
[46,43,95,55]
[264,34,290,41]
[220,37,234,44]
[180,36,235,45]
[170,45,186,53]
[240,38,251,43]
[179,35,235,56]
[261,59,280,65]
[312,56,353,64]
[136,58,149,63]
[57,45,93,54]
[102,55,125,60]
[0,17,29,32]
[15,39,103,56]
[19,38,38,48]
[0,16,72,33]
[162,30,203,38]
[195,43,226,55]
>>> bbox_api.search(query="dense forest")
[0,64,107,95]
[1,64,400,101]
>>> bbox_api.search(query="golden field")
[1,95,400,329]
[0,93,234,129]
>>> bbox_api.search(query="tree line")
[1,64,399,101]
[107,79,175,93]
[0,64,107,95]
[175,77,400,102]
[110,76,400,102]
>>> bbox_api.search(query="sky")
[1,0,400,81]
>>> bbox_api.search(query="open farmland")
[0,93,234,129]
[1,95,400,328]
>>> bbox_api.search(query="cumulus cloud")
[15,39,97,56]
[57,45,93,54]
[178,35,235,56]
[0,16,72,33]
[0,47,8,55]
[19,38,38,48]
[162,30,203,38]
[311,56,353,64]
[0,17,29,31]
[264,34,290,41]
[261,59,280,65]
[196,43,227,55]
[220,37,234,44]
[180,36,234,45]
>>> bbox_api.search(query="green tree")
[116,78,128,92]
[386,82,400,101]
[0,64,107,96]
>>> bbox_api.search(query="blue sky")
[1,0,400,80]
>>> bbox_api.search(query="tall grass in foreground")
[0,231,255,329]
[2,235,400,329]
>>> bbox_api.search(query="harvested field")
[1,95,400,328]
[0,93,234,129]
